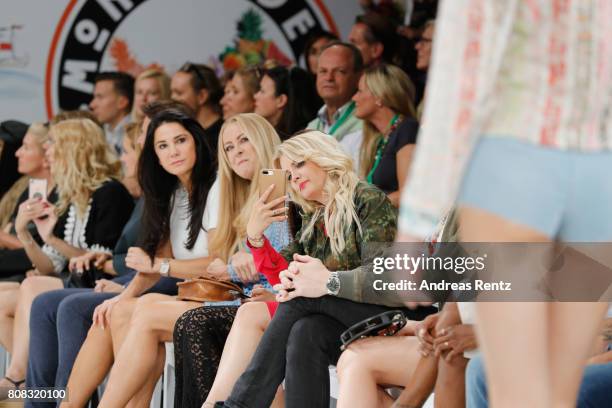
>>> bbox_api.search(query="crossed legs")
[97,294,200,407]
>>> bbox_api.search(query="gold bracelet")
[248,235,265,247]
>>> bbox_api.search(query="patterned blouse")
[399,0,612,238]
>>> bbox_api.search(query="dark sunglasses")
[180,62,207,83]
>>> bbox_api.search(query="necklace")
[366,114,402,184]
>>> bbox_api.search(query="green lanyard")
[322,102,356,136]
[366,114,401,184]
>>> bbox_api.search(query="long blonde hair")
[360,64,416,178]
[276,131,362,256]
[50,119,122,217]
[123,121,142,155]
[209,113,281,261]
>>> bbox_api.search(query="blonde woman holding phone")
[0,118,132,399]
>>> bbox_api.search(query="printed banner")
[1,0,360,122]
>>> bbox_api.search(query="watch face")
[327,276,340,294]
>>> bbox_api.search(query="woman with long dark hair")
[60,109,219,408]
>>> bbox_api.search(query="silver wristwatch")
[159,258,171,277]
[326,272,341,296]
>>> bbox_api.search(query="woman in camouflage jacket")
[215,131,435,408]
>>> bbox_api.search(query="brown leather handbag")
[176,276,244,302]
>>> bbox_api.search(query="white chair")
[163,342,175,408]
[0,347,8,378]
[151,376,163,408]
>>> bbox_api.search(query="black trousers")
[225,296,436,408]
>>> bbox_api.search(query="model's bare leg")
[460,206,553,408]
[549,302,607,408]
[336,336,421,408]
[98,295,199,407]
[3,277,62,384]
[60,298,137,408]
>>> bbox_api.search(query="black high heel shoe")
[0,376,25,400]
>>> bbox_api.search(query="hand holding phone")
[258,169,288,210]
[246,171,289,240]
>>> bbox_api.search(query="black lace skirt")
[173,305,239,408]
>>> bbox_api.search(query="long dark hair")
[264,66,322,138]
[138,109,216,260]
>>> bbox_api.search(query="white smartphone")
[29,178,47,201]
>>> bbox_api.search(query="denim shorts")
[458,137,612,242]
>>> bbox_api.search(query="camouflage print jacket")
[279,181,402,306]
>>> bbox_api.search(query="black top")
[44,179,134,274]
[370,117,419,194]
[204,118,223,160]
